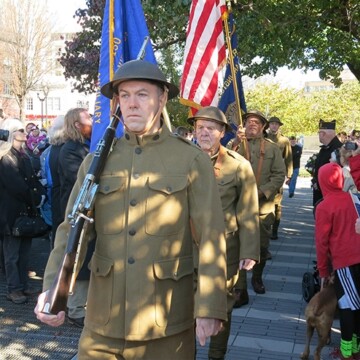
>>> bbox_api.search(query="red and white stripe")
[180,0,227,113]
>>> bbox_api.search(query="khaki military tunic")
[267,131,293,178]
[44,125,227,341]
[212,146,260,278]
[237,137,286,215]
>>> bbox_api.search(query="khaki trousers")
[234,212,274,289]
[78,326,195,360]
[67,279,89,319]
[208,273,238,359]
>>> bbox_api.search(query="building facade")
[0,32,95,128]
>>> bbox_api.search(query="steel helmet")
[187,106,232,132]
[268,116,283,126]
[101,60,179,100]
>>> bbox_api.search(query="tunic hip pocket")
[87,253,114,326]
[153,255,194,327]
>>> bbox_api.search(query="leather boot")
[251,277,266,294]
[264,250,272,260]
[233,289,249,308]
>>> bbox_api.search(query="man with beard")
[230,110,285,303]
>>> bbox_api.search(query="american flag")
[180,0,227,114]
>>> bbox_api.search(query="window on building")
[76,100,90,109]
[47,97,61,111]
[3,83,11,95]
[26,97,34,110]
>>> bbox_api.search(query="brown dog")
[300,279,338,360]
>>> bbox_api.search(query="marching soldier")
[267,116,293,240]
[231,110,285,306]
[188,106,260,360]
[35,60,228,359]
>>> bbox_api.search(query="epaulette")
[225,148,240,159]
[225,148,248,163]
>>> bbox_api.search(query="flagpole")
[162,107,172,131]
[223,2,243,128]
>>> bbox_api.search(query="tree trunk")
[347,62,360,82]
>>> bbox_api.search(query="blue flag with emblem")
[91,0,157,151]
[218,12,246,146]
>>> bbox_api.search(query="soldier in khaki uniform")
[188,107,260,360]
[230,111,285,305]
[35,60,228,359]
[267,116,293,240]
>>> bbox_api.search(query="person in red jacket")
[315,162,360,360]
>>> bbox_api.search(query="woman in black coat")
[0,119,45,304]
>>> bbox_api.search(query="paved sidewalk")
[197,177,340,360]
[0,177,340,359]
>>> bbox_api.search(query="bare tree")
[0,0,54,120]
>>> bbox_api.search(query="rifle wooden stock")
[42,107,121,315]
[42,216,86,314]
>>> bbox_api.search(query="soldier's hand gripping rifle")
[41,37,150,315]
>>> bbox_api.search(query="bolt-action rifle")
[42,37,150,315]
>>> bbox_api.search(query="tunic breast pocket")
[217,175,238,233]
[145,176,187,236]
[96,176,127,234]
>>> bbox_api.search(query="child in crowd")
[315,162,360,360]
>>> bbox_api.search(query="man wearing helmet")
[35,60,228,359]
[189,106,260,360]
[230,111,285,304]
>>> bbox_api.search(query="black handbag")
[12,212,49,238]
[11,156,49,238]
